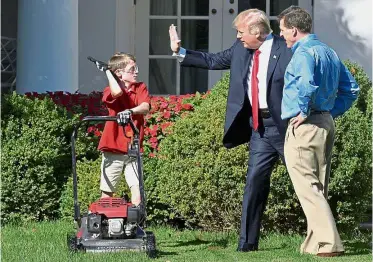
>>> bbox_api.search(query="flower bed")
[25,91,209,156]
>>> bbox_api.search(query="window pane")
[150,19,177,55]
[181,0,209,16]
[150,0,177,16]
[181,67,208,95]
[246,0,266,12]
[181,20,208,52]
[149,59,176,95]
[270,0,298,16]
[270,20,280,35]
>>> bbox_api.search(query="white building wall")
[78,0,135,94]
[16,0,78,94]
[313,0,372,79]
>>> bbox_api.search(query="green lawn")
[1,221,371,262]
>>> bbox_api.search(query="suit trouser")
[284,113,344,254]
[239,117,285,250]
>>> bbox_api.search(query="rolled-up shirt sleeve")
[294,51,318,118]
[136,82,151,106]
[102,87,124,111]
[330,62,359,118]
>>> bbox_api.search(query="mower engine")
[87,197,141,238]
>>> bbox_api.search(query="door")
[264,0,313,35]
[135,0,238,95]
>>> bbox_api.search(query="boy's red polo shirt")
[98,82,150,154]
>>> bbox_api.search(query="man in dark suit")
[169,8,292,251]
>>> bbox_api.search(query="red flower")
[182,103,193,110]
[149,153,156,158]
[94,130,102,137]
[160,102,168,109]
[162,111,171,119]
[149,137,158,143]
[161,122,172,131]
[149,125,158,137]
[87,126,95,133]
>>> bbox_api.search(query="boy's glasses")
[123,65,139,74]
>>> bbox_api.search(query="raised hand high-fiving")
[169,24,181,53]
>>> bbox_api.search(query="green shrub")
[1,93,75,223]
[60,137,181,225]
[155,74,247,229]
[154,62,372,233]
[59,155,166,224]
[142,156,173,224]
[1,93,103,224]
[59,157,130,219]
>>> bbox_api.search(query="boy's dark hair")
[278,6,312,33]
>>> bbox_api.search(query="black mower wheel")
[145,231,156,258]
[67,233,78,252]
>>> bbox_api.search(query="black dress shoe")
[237,244,258,252]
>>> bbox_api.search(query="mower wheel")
[67,233,78,252]
[145,231,156,258]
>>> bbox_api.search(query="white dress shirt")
[247,33,273,109]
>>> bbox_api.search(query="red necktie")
[251,49,261,131]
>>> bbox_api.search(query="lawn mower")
[67,114,156,257]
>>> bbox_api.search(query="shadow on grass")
[163,237,229,249]
[343,240,372,256]
[260,243,290,251]
[155,250,179,258]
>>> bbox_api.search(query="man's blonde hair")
[108,52,136,71]
[233,9,272,36]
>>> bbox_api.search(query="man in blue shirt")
[278,6,359,257]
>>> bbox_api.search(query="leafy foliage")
[153,62,372,233]
[57,93,206,223]
[1,93,75,223]
[59,157,129,219]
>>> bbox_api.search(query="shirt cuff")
[300,111,308,119]
[172,47,186,63]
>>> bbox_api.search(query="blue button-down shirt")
[281,34,359,120]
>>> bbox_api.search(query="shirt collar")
[291,34,318,53]
[124,83,136,93]
[258,33,273,53]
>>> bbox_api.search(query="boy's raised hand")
[169,24,181,53]
[95,61,109,72]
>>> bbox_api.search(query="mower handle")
[72,116,139,140]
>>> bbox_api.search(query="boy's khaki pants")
[284,113,344,254]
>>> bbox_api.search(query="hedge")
[1,94,75,223]
[153,61,372,233]
[2,61,370,233]
[56,93,206,223]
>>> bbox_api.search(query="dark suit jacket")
[181,34,292,148]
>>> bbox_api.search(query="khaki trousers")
[284,113,344,254]
[100,152,139,193]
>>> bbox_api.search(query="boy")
[96,52,150,206]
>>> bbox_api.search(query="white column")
[16,0,78,94]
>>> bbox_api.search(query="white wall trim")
[116,0,135,54]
